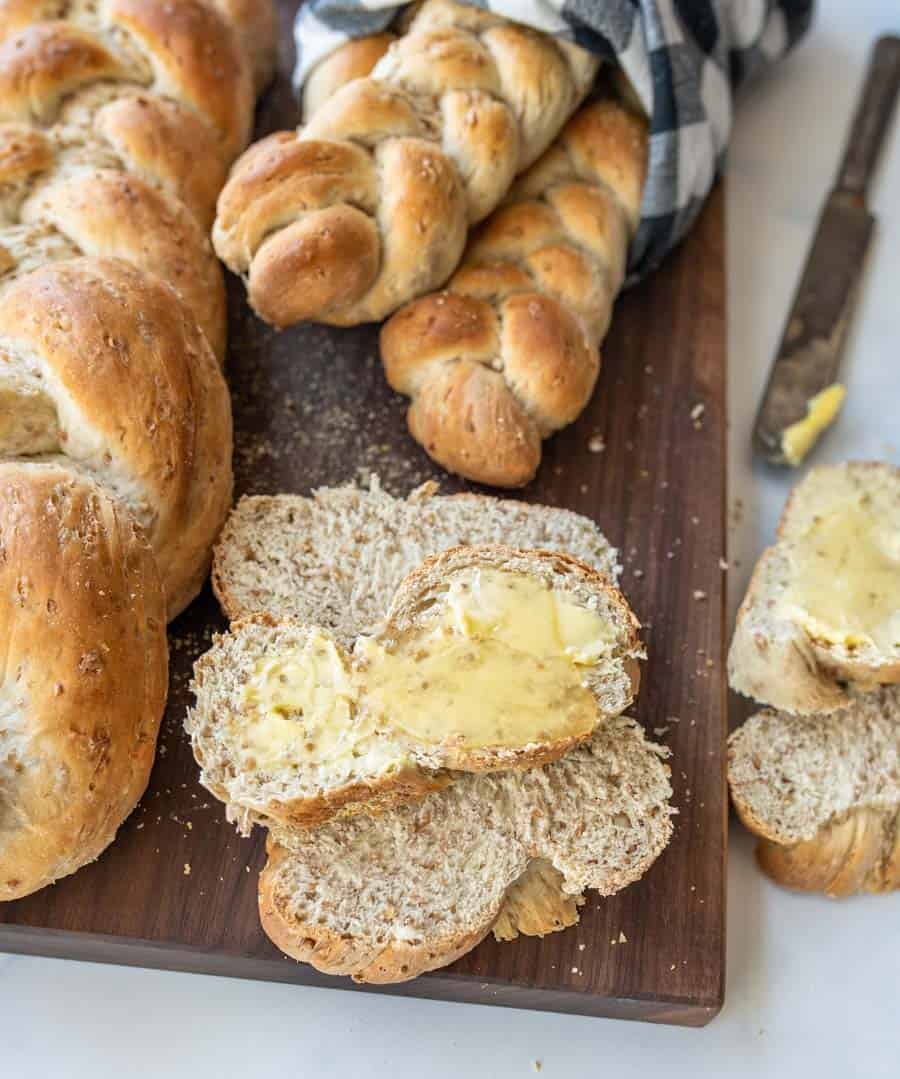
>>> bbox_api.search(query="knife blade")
[754,34,900,467]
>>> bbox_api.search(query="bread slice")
[211,479,620,638]
[259,716,674,983]
[728,687,900,896]
[189,545,642,832]
[728,461,900,714]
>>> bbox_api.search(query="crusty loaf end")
[728,686,900,897]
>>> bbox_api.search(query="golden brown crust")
[492,860,582,941]
[0,0,274,903]
[753,808,900,898]
[0,1,257,155]
[0,462,168,901]
[249,204,381,329]
[407,359,542,489]
[302,33,396,121]
[22,166,226,359]
[0,257,233,618]
[0,122,54,186]
[0,0,270,230]
[214,135,379,301]
[0,22,130,125]
[380,95,648,486]
[213,0,600,328]
[91,93,230,229]
[104,0,253,157]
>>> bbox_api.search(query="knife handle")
[836,35,900,201]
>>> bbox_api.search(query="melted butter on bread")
[781,501,900,651]
[357,568,613,749]
[241,569,615,765]
[242,632,381,770]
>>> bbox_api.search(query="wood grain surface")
[0,1,728,1026]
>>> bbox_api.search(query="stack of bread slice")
[188,481,674,982]
[727,462,900,896]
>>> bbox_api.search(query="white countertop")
[2,2,898,1074]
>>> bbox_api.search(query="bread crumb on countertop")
[183,863,191,876]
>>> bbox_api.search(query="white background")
[3,2,899,1074]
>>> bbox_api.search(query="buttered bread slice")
[729,462,900,714]
[189,546,642,831]
[260,717,674,983]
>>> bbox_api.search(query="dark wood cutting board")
[0,1,728,1026]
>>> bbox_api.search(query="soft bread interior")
[728,686,900,847]
[212,479,621,635]
[189,546,641,830]
[259,718,674,984]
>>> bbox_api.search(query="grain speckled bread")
[0,1,275,360]
[0,0,278,616]
[212,478,620,634]
[728,462,900,714]
[189,545,642,832]
[0,1,275,899]
[0,461,168,901]
[728,688,900,897]
[213,0,600,328]
[381,91,648,486]
[0,256,233,618]
[302,33,396,122]
[296,36,647,486]
[259,716,673,983]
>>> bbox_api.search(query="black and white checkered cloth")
[293,1,813,279]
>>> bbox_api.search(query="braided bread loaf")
[381,94,648,487]
[0,0,275,360]
[0,1,275,901]
[0,460,168,902]
[213,0,600,328]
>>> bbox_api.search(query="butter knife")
[754,34,900,466]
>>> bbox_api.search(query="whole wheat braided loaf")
[0,1,275,902]
[381,91,648,487]
[213,0,600,328]
[0,0,276,616]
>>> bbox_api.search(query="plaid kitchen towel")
[293,0,813,278]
